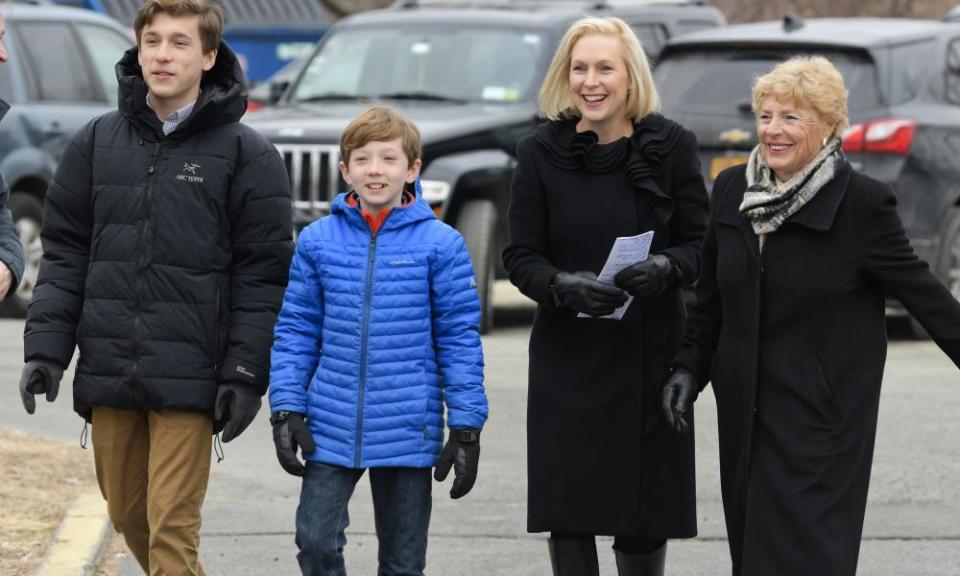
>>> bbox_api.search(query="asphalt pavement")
[2,282,959,575]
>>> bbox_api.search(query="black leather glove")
[434,428,480,499]
[614,254,680,298]
[661,367,698,434]
[214,383,262,442]
[19,360,64,415]
[549,271,628,317]
[271,411,317,476]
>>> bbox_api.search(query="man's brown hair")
[134,0,223,54]
[340,106,422,167]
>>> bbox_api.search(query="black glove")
[549,271,628,317]
[271,411,317,476]
[434,428,481,499]
[661,367,699,434]
[214,382,262,442]
[19,360,64,415]
[614,254,680,298]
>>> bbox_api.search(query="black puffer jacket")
[23,43,292,421]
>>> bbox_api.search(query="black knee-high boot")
[548,536,599,576]
[613,542,666,576]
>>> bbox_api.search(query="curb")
[34,489,112,576]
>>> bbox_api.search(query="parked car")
[0,2,133,317]
[244,0,726,333]
[654,15,960,336]
[49,0,333,84]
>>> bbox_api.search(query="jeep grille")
[274,144,344,223]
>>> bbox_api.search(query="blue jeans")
[295,461,432,576]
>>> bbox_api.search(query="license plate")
[710,155,748,181]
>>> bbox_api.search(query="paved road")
[2,284,959,575]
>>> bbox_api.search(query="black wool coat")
[675,161,960,575]
[503,115,708,536]
[23,44,293,422]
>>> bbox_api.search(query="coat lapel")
[783,162,852,231]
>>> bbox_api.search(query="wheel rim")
[15,217,42,303]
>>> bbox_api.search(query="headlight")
[419,179,451,204]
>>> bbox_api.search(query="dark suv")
[0,2,133,316]
[654,16,960,336]
[243,0,725,333]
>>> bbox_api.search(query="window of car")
[654,48,884,115]
[629,24,668,62]
[888,39,935,104]
[17,21,98,102]
[75,23,134,106]
[292,25,546,104]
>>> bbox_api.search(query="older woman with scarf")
[662,56,960,576]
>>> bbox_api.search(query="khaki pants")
[92,407,212,576]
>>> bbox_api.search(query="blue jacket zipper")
[355,232,378,467]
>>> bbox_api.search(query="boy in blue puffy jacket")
[268,106,488,576]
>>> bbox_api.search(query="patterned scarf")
[739,138,843,235]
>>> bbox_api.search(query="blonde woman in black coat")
[503,16,708,576]
[663,55,960,576]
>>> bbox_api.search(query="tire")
[912,208,960,339]
[0,192,44,318]
[456,199,496,335]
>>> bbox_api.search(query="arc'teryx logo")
[176,161,204,183]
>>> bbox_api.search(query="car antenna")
[783,13,805,33]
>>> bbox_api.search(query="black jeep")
[243,0,725,333]
[654,16,960,336]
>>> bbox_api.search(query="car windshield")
[292,25,546,104]
[654,48,884,114]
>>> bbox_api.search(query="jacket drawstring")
[214,432,224,463]
[80,422,89,449]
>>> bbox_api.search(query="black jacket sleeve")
[23,129,95,367]
[673,166,734,388]
[0,173,24,299]
[658,130,709,286]
[501,137,562,307]
[217,146,293,394]
[863,183,960,366]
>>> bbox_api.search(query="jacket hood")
[116,41,248,139]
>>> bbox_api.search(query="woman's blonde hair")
[751,55,849,140]
[538,16,659,121]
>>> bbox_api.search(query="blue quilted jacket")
[269,190,487,468]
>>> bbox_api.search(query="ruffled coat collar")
[534,113,684,201]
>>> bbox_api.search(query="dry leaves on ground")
[0,427,97,576]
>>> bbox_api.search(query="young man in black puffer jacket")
[18,1,292,573]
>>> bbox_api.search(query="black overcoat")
[675,161,960,575]
[503,115,708,536]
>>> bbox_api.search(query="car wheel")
[913,208,960,338]
[0,192,43,318]
[456,199,496,335]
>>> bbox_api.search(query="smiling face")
[756,94,834,182]
[339,138,422,216]
[137,13,216,119]
[568,33,632,141]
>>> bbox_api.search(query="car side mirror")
[269,80,291,104]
